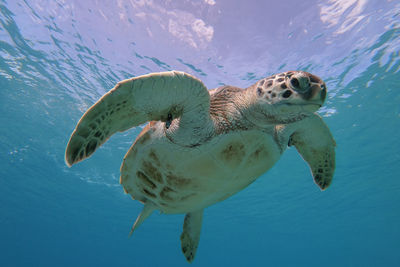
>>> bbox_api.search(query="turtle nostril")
[321,85,327,101]
[290,78,299,88]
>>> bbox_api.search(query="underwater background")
[1,0,399,266]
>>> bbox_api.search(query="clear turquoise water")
[1,0,399,266]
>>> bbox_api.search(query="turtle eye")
[291,78,299,88]
[166,113,173,129]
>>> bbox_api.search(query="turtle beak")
[307,83,326,106]
[289,72,327,105]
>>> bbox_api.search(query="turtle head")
[250,71,327,123]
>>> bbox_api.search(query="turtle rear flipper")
[129,201,156,236]
[181,210,204,263]
[65,71,211,166]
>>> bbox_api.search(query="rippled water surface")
[1,0,400,266]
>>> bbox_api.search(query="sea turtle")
[65,70,335,262]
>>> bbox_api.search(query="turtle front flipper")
[65,71,211,166]
[181,210,204,263]
[289,114,336,190]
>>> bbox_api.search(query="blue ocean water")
[1,0,399,266]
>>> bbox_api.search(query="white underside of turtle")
[65,70,336,263]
